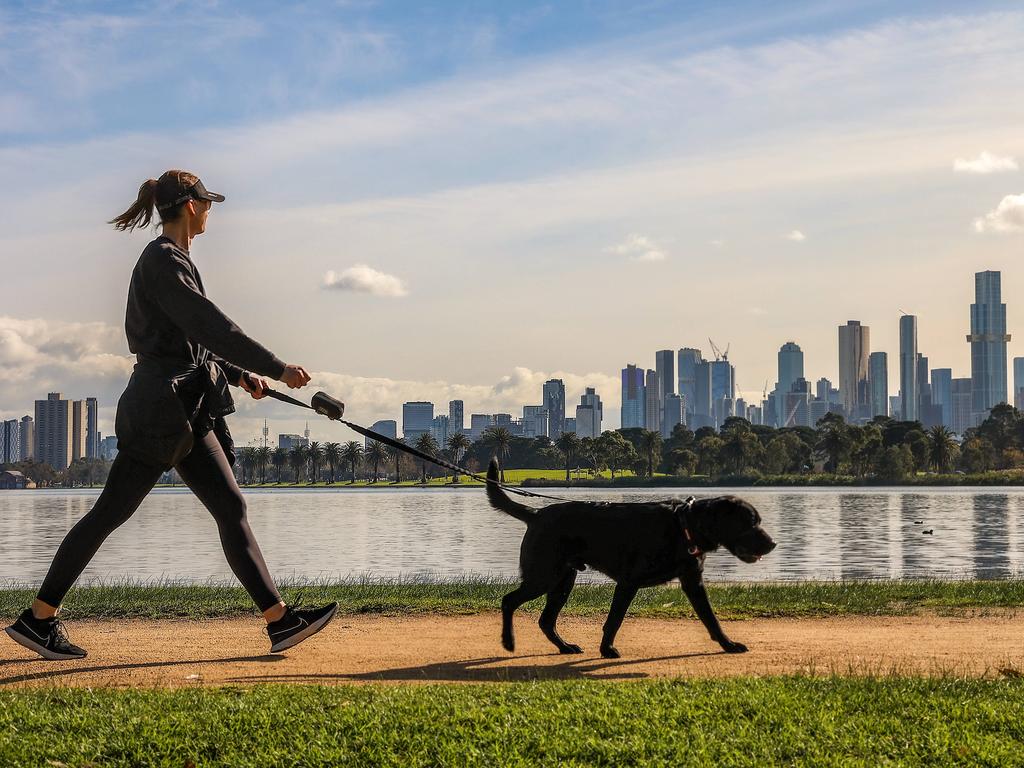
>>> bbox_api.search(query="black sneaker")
[267,601,338,653]
[5,609,87,660]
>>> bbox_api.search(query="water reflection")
[0,487,1022,585]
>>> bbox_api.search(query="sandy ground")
[2,613,1022,688]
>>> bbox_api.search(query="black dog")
[486,459,776,658]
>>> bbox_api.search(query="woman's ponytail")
[109,178,159,232]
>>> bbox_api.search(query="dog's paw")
[559,644,584,654]
[720,640,748,654]
[600,645,621,659]
[502,634,515,652]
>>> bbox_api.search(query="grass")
[2,678,1023,766]
[2,578,1023,621]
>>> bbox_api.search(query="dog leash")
[244,377,572,502]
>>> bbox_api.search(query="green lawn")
[235,467,640,488]
[3,578,1022,621]
[2,678,1022,766]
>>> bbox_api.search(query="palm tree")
[340,441,364,483]
[928,425,958,473]
[254,446,271,484]
[237,447,256,485]
[365,440,390,482]
[307,442,323,484]
[482,426,512,482]
[446,432,472,483]
[322,442,341,484]
[288,445,308,484]
[640,430,662,478]
[392,437,406,483]
[271,447,288,483]
[555,432,581,483]
[414,432,440,483]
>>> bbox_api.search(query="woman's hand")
[280,364,311,389]
[240,373,269,400]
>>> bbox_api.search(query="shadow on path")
[0,654,284,686]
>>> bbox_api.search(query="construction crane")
[708,338,730,361]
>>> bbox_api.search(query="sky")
[2,0,1024,445]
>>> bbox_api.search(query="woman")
[5,170,337,660]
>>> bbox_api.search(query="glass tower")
[968,270,1010,423]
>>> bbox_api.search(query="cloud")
[973,194,1024,233]
[953,151,1018,174]
[323,265,408,297]
[607,233,666,262]
[785,229,806,242]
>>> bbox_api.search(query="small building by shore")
[0,470,36,490]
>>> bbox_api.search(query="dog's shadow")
[225,651,722,684]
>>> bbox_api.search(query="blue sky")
[2,1,1024,441]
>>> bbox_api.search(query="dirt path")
[2,614,1022,688]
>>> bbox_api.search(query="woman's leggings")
[36,430,282,611]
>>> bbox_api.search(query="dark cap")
[155,176,226,212]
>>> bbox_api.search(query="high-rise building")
[543,379,566,440]
[869,351,889,418]
[662,393,684,437]
[575,388,603,439]
[677,348,705,422]
[951,378,973,435]
[278,433,309,451]
[402,401,434,442]
[99,435,119,461]
[969,270,1010,424]
[469,414,493,441]
[19,416,34,461]
[645,369,660,432]
[693,360,713,427]
[522,405,549,438]
[430,415,450,446]
[838,320,870,422]
[917,355,942,428]
[620,364,646,429]
[1,420,20,464]
[562,417,576,434]
[655,349,675,431]
[35,393,73,471]
[1014,357,1024,410]
[899,315,918,421]
[931,369,953,429]
[448,400,464,435]
[365,420,397,449]
[776,342,804,426]
[85,397,100,458]
[783,378,812,428]
[70,399,87,462]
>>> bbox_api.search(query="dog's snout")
[766,539,777,553]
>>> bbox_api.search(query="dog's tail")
[485,458,537,524]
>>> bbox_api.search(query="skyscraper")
[365,420,397,449]
[19,416,34,460]
[931,368,952,429]
[899,315,918,421]
[620,364,646,429]
[776,342,804,426]
[655,349,675,431]
[1014,357,1024,410]
[430,415,450,446]
[575,387,603,439]
[402,401,434,442]
[35,393,73,471]
[838,320,870,421]
[448,400,464,434]
[85,397,99,458]
[868,351,889,418]
[951,378,973,435]
[969,270,1010,424]
[645,369,660,432]
[677,348,704,422]
[543,379,566,439]
[1,420,20,464]
[693,360,713,427]
[662,393,684,437]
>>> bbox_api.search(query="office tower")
[365,420,397,449]
[838,320,870,422]
[99,435,119,461]
[469,414,493,441]
[783,378,812,428]
[543,379,566,440]
[711,360,734,404]
[693,360,713,427]
[430,415,450,446]
[70,399,87,462]
[575,387,603,439]
[776,342,804,426]
[402,401,434,442]
[899,315,918,421]
[1014,357,1024,410]
[19,416,34,460]
[85,397,99,458]
[951,378,973,435]
[1,420,20,464]
[621,364,646,429]
[662,393,684,437]
[562,417,576,434]
[35,393,73,471]
[969,270,1010,424]
[448,400,464,434]
[522,405,549,438]
[868,352,889,418]
[734,397,747,420]
[916,355,941,427]
[493,413,513,428]
[677,348,704,421]
[931,369,953,429]
[655,349,675,430]
[645,369,660,432]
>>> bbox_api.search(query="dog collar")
[677,497,702,557]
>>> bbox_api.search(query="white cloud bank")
[785,230,806,242]
[323,265,408,297]
[607,233,666,262]
[953,151,1018,174]
[973,194,1024,233]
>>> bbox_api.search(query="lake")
[1,487,1022,586]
